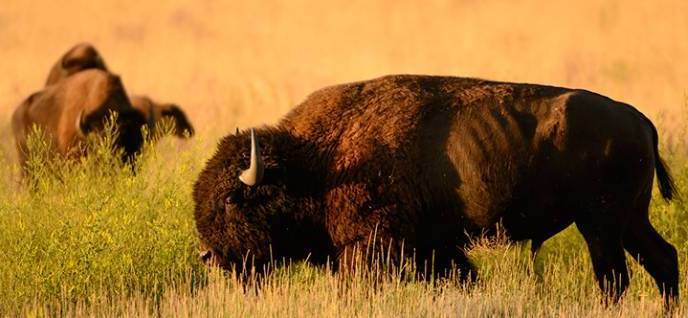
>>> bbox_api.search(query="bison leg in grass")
[337,237,477,283]
[576,210,630,303]
[623,196,679,307]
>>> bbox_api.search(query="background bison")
[42,43,194,140]
[12,69,146,168]
[194,75,678,305]
[11,43,197,171]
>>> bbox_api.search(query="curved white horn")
[239,129,264,186]
[74,110,86,137]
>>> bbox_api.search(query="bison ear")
[161,104,194,138]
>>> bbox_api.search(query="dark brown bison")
[45,43,108,86]
[129,95,195,138]
[12,69,146,168]
[193,75,678,305]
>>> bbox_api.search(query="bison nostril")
[199,250,213,262]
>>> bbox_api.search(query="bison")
[45,43,108,86]
[193,75,678,305]
[44,43,194,139]
[12,69,146,168]
[129,95,195,138]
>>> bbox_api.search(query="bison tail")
[655,151,676,201]
[650,122,676,201]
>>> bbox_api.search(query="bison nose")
[199,249,221,267]
[199,249,213,262]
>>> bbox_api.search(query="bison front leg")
[576,215,629,303]
[336,235,476,286]
[335,231,413,277]
[413,244,477,284]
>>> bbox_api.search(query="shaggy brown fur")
[193,75,678,306]
[129,95,194,138]
[12,69,146,168]
[45,43,108,86]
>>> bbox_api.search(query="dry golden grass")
[1,1,688,316]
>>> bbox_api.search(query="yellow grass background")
[1,0,687,148]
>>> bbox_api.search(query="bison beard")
[193,75,678,306]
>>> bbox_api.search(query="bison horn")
[239,128,264,186]
[75,110,87,137]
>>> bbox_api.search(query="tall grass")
[0,123,208,315]
[0,119,687,317]
[2,0,688,316]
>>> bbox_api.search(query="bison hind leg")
[530,238,543,261]
[623,216,679,308]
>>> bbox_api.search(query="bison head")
[193,129,324,272]
[114,109,147,163]
[75,107,146,164]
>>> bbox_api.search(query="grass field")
[1,0,687,316]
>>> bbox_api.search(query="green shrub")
[0,120,207,313]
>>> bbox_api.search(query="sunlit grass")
[1,0,688,316]
[0,120,687,317]
[0,123,207,315]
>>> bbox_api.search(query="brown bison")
[44,43,194,138]
[12,69,146,168]
[45,43,108,86]
[193,75,678,305]
[129,95,195,138]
